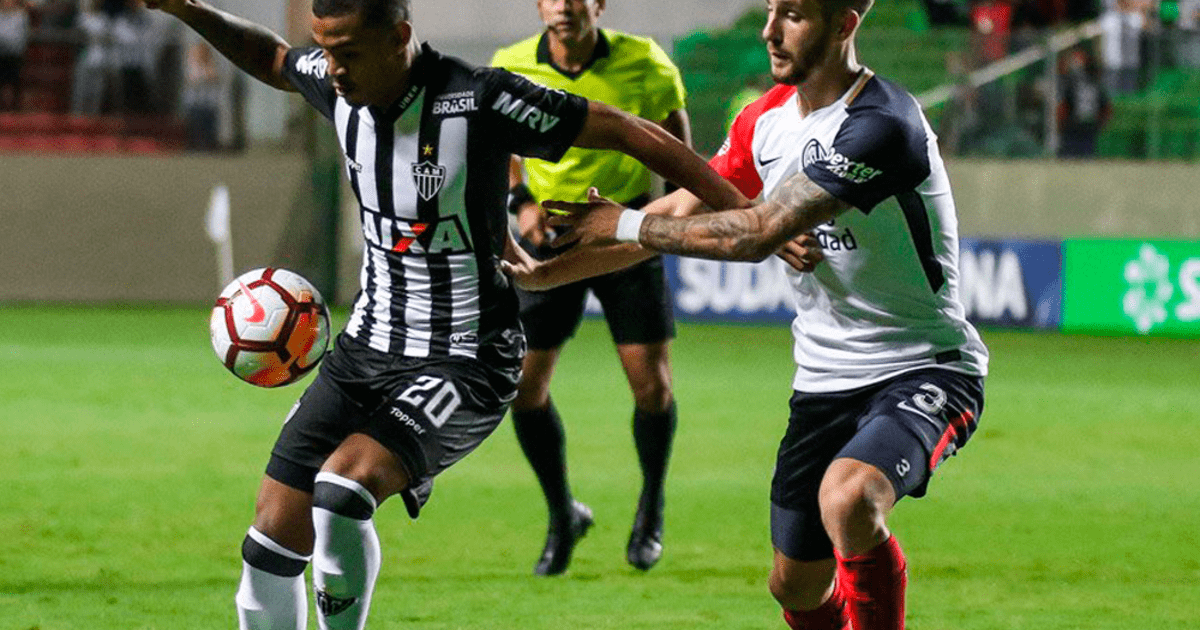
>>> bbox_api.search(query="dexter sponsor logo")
[801,139,882,185]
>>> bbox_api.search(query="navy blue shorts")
[266,334,519,518]
[770,368,985,561]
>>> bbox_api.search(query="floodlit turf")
[1,304,1197,630]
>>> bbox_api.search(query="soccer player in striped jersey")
[524,1,989,628]
[146,1,748,629]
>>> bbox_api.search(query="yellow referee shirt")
[491,29,687,205]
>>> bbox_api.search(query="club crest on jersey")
[412,160,446,201]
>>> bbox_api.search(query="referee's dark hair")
[312,0,411,25]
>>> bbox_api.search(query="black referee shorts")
[265,334,519,518]
[517,194,674,350]
[769,367,985,561]
[516,254,676,350]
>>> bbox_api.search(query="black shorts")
[266,334,519,518]
[770,368,985,561]
[518,194,674,350]
[517,254,675,349]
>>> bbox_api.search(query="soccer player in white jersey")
[518,1,989,628]
[145,1,748,629]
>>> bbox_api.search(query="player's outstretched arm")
[511,185,825,290]
[573,101,748,214]
[145,0,294,92]
[547,170,852,263]
[503,188,711,291]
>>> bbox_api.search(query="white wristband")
[615,208,645,243]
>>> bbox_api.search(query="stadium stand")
[674,1,967,156]
[675,0,1199,162]
[0,2,186,154]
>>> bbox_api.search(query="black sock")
[512,400,573,525]
[632,400,677,519]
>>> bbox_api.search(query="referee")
[492,0,689,575]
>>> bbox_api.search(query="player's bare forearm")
[574,102,748,212]
[148,0,293,92]
[520,190,706,289]
[517,243,654,290]
[640,171,848,262]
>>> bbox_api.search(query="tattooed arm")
[546,170,852,263]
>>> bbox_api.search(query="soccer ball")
[209,268,331,388]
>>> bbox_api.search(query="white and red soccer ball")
[209,268,330,388]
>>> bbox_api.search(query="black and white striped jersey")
[282,43,588,366]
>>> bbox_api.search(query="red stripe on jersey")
[708,84,796,199]
[929,409,976,471]
[392,222,429,253]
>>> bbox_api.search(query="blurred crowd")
[934,0,1200,157]
[2,0,1198,156]
[0,0,230,150]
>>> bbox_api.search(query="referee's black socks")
[512,400,574,525]
[632,399,677,521]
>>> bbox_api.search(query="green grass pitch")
[1,304,1197,629]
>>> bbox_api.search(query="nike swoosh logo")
[758,155,782,168]
[238,280,266,324]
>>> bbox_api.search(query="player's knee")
[251,479,315,555]
[512,382,551,412]
[818,464,892,548]
[630,379,672,413]
[322,435,411,503]
[768,563,834,610]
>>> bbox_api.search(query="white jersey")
[710,71,988,393]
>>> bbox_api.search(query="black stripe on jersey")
[372,110,411,356]
[897,190,946,293]
[345,108,363,206]
[465,127,517,355]
[346,108,383,340]
[375,112,396,217]
[417,96,454,357]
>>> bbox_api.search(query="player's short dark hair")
[312,0,411,25]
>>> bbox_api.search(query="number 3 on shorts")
[897,382,947,418]
[397,375,462,428]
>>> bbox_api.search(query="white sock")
[311,472,382,630]
[235,527,310,630]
